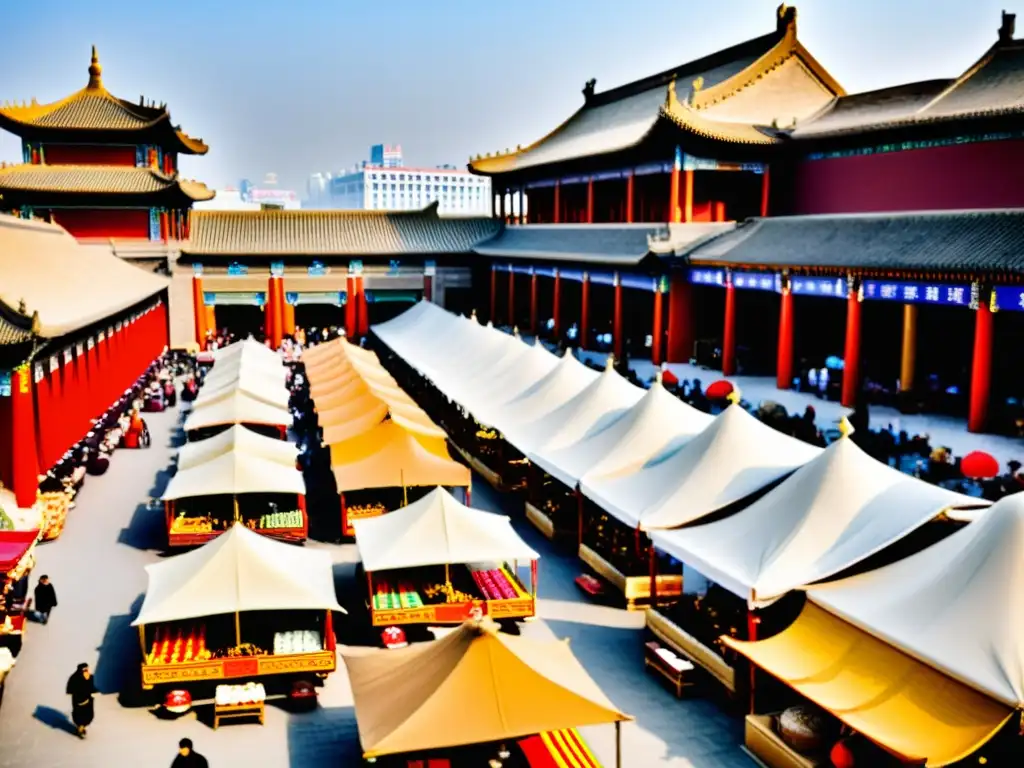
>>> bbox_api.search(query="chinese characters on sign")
[790,277,848,298]
[732,272,779,292]
[688,268,726,286]
[993,286,1024,312]
[862,280,971,307]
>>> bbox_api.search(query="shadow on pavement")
[287,705,359,768]
[32,705,78,737]
[117,468,174,552]
[94,594,145,700]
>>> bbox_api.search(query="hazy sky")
[0,0,1016,192]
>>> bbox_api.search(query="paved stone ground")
[0,400,751,768]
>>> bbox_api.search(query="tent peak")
[604,354,615,370]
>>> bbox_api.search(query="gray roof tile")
[474,223,666,265]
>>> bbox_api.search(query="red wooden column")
[669,148,682,223]
[355,274,369,337]
[666,275,693,364]
[776,277,795,389]
[968,291,994,433]
[625,173,634,224]
[529,267,538,333]
[282,300,296,338]
[11,364,40,507]
[507,265,515,327]
[841,282,863,408]
[580,272,591,349]
[552,268,562,339]
[518,188,526,225]
[267,275,282,349]
[651,278,665,366]
[423,263,435,302]
[760,166,771,217]
[489,264,497,324]
[722,275,737,376]
[192,273,207,346]
[613,272,624,360]
[345,273,357,338]
[553,182,561,224]
[682,170,694,223]
[586,179,594,224]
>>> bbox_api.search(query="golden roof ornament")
[838,416,855,438]
[31,311,40,335]
[692,75,705,93]
[605,354,615,370]
[665,77,680,110]
[17,298,27,315]
[87,45,103,89]
[655,369,664,384]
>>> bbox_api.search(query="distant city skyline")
[0,0,1016,191]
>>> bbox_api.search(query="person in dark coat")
[65,662,97,737]
[33,575,57,624]
[171,738,209,768]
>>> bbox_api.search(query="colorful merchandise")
[259,510,303,530]
[272,630,322,655]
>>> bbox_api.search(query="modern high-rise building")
[326,146,492,215]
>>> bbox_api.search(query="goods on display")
[273,630,322,655]
[423,582,476,604]
[372,583,424,611]
[215,682,266,706]
[471,566,526,600]
[38,492,71,540]
[346,503,388,522]
[259,510,303,530]
[0,647,14,674]
[170,514,215,534]
[147,624,212,665]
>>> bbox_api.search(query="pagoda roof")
[0,164,214,200]
[470,5,842,176]
[182,203,502,258]
[679,209,1024,277]
[0,47,208,155]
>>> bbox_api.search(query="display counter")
[743,714,826,768]
[450,441,504,492]
[141,649,336,688]
[166,501,308,547]
[578,544,682,610]
[525,501,556,540]
[645,607,737,694]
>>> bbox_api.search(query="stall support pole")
[648,546,658,606]
[138,625,147,657]
[233,495,240,523]
[530,559,538,598]
[444,563,451,587]
[465,485,472,506]
[340,492,348,535]
[401,470,408,506]
[615,721,622,768]
[747,609,759,714]
[234,612,241,647]
[576,489,584,551]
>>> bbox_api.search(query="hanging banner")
[733,272,780,292]
[993,285,1024,312]
[48,356,58,373]
[62,347,73,365]
[688,268,726,287]
[0,372,10,397]
[791,276,848,298]
[862,279,971,307]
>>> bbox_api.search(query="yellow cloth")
[330,422,468,492]
[722,603,1014,766]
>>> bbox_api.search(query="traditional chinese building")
[0,47,213,241]
[468,5,1024,433]
[0,215,170,507]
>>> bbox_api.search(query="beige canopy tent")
[212,336,281,366]
[341,618,631,760]
[331,422,470,492]
[195,375,290,410]
[353,487,538,572]
[163,449,306,500]
[204,357,287,390]
[184,390,291,432]
[133,523,344,626]
[582,404,821,530]
[176,424,298,472]
[650,435,988,607]
[535,376,714,489]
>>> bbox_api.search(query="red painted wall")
[52,209,150,239]
[793,140,1024,214]
[42,144,137,166]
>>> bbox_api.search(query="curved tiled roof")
[183,203,502,257]
[683,210,1024,275]
[474,223,665,265]
[659,99,780,145]
[0,48,208,155]
[0,164,214,200]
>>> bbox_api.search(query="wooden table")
[644,640,694,698]
[213,700,265,729]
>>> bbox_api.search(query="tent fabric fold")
[133,523,344,626]
[184,390,291,431]
[723,603,1014,767]
[176,424,299,472]
[162,448,306,500]
[649,436,987,606]
[353,487,538,572]
[341,619,630,758]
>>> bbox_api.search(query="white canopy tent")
[804,492,1024,709]
[534,378,715,489]
[511,361,643,458]
[650,436,989,607]
[163,450,306,500]
[212,336,281,365]
[184,390,291,432]
[132,523,344,626]
[441,331,535,414]
[582,405,821,530]
[475,349,598,434]
[203,356,287,388]
[195,375,290,409]
[353,487,539,572]
[176,424,299,472]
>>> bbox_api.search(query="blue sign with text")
[863,280,971,307]
[688,268,726,287]
[732,272,779,292]
[993,285,1024,312]
[791,277,847,298]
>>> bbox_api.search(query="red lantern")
[830,738,855,768]
[961,451,1000,479]
[164,689,192,714]
[382,626,408,649]
[706,379,735,399]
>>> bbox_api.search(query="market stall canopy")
[303,336,377,371]
[132,523,344,626]
[723,602,1013,766]
[184,390,291,432]
[0,529,39,573]
[0,214,169,338]
[649,436,988,607]
[806,491,1024,709]
[309,368,405,411]
[176,424,299,472]
[538,377,714,489]
[353,487,539,572]
[583,404,821,530]
[321,397,444,448]
[511,360,643,458]
[212,336,280,365]
[436,326,527,407]
[470,337,560,417]
[163,449,305,500]
[341,617,630,758]
[331,422,470,492]
[204,356,287,389]
[477,349,599,434]
[195,375,290,410]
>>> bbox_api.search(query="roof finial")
[665,77,680,110]
[999,11,1016,43]
[838,415,856,438]
[88,45,103,89]
[605,353,615,370]
[776,4,797,34]
[582,78,597,102]
[17,298,27,315]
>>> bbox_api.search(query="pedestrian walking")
[170,738,209,767]
[32,575,57,624]
[65,662,97,738]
